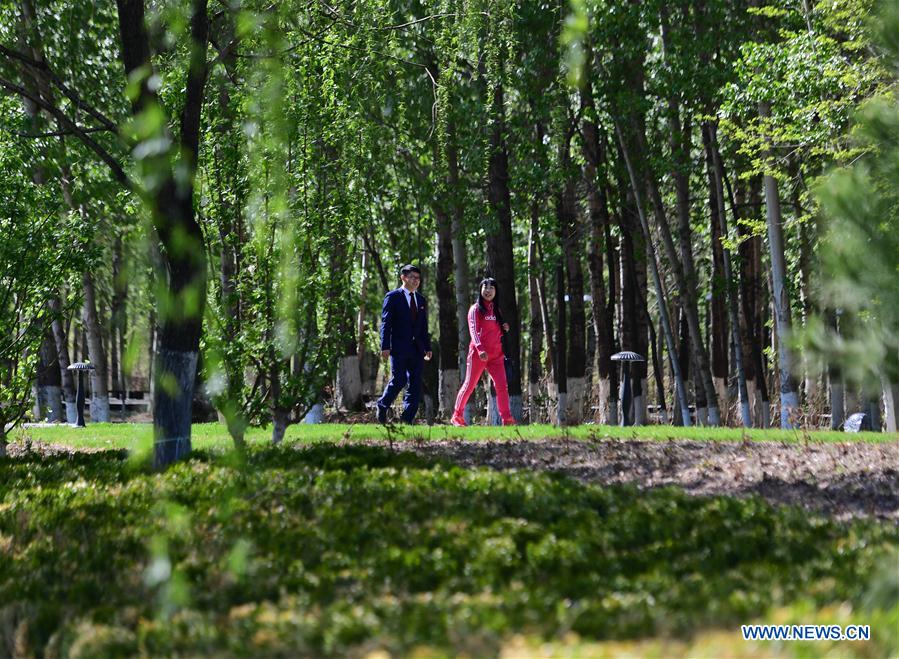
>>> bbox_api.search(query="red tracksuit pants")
[454,343,513,422]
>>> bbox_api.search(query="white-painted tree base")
[596,378,611,424]
[780,392,800,429]
[707,405,722,427]
[556,392,568,426]
[528,383,542,423]
[90,396,110,423]
[883,381,898,433]
[438,369,460,418]
[830,382,845,430]
[565,377,585,425]
[510,394,523,424]
[303,403,324,424]
[696,406,708,426]
[36,385,63,422]
[272,409,289,444]
[64,401,78,425]
[153,349,198,469]
[713,377,728,421]
[487,395,500,426]
[336,355,362,411]
[633,394,645,425]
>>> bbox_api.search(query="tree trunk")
[579,69,615,425]
[48,296,77,423]
[758,101,800,428]
[527,202,544,423]
[706,123,751,426]
[82,271,110,422]
[335,268,362,412]
[554,263,567,425]
[617,124,691,426]
[604,221,620,425]
[883,379,898,434]
[33,331,63,422]
[793,178,819,406]
[116,0,210,467]
[645,301,668,424]
[435,200,459,417]
[708,172,730,415]
[828,309,845,429]
[485,78,522,421]
[557,140,586,424]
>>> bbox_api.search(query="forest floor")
[7,425,898,521]
[368,437,899,522]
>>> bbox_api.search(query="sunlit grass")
[9,420,895,452]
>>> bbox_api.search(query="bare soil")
[363,437,899,522]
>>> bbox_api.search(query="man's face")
[401,272,421,291]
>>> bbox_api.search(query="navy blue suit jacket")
[380,288,432,357]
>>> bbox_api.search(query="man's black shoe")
[376,404,387,424]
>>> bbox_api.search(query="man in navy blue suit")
[376,264,432,423]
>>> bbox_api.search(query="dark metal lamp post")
[66,362,96,427]
[611,351,645,427]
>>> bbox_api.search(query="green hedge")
[1,445,896,657]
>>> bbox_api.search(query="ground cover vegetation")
[1,443,897,657]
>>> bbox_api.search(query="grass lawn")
[9,420,897,453]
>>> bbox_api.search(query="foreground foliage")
[1,445,896,657]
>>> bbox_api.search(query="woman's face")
[481,283,496,301]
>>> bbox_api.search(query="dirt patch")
[5,436,897,522]
[3,440,119,459]
[364,438,899,522]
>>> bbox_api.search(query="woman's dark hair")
[476,278,504,326]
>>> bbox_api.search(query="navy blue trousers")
[377,353,424,422]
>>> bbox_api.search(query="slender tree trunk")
[708,173,730,415]
[827,310,845,429]
[435,197,459,418]
[883,379,898,434]
[758,101,800,428]
[535,234,557,422]
[644,300,668,424]
[604,220,619,424]
[485,78,522,421]
[579,68,615,425]
[706,123,751,427]
[81,271,110,422]
[557,139,587,424]
[47,296,76,422]
[554,263,568,425]
[617,124,691,426]
[793,177,819,407]
[527,202,544,423]
[335,254,362,412]
[33,331,63,422]
[674,304,690,425]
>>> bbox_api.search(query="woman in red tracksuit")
[452,278,515,426]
